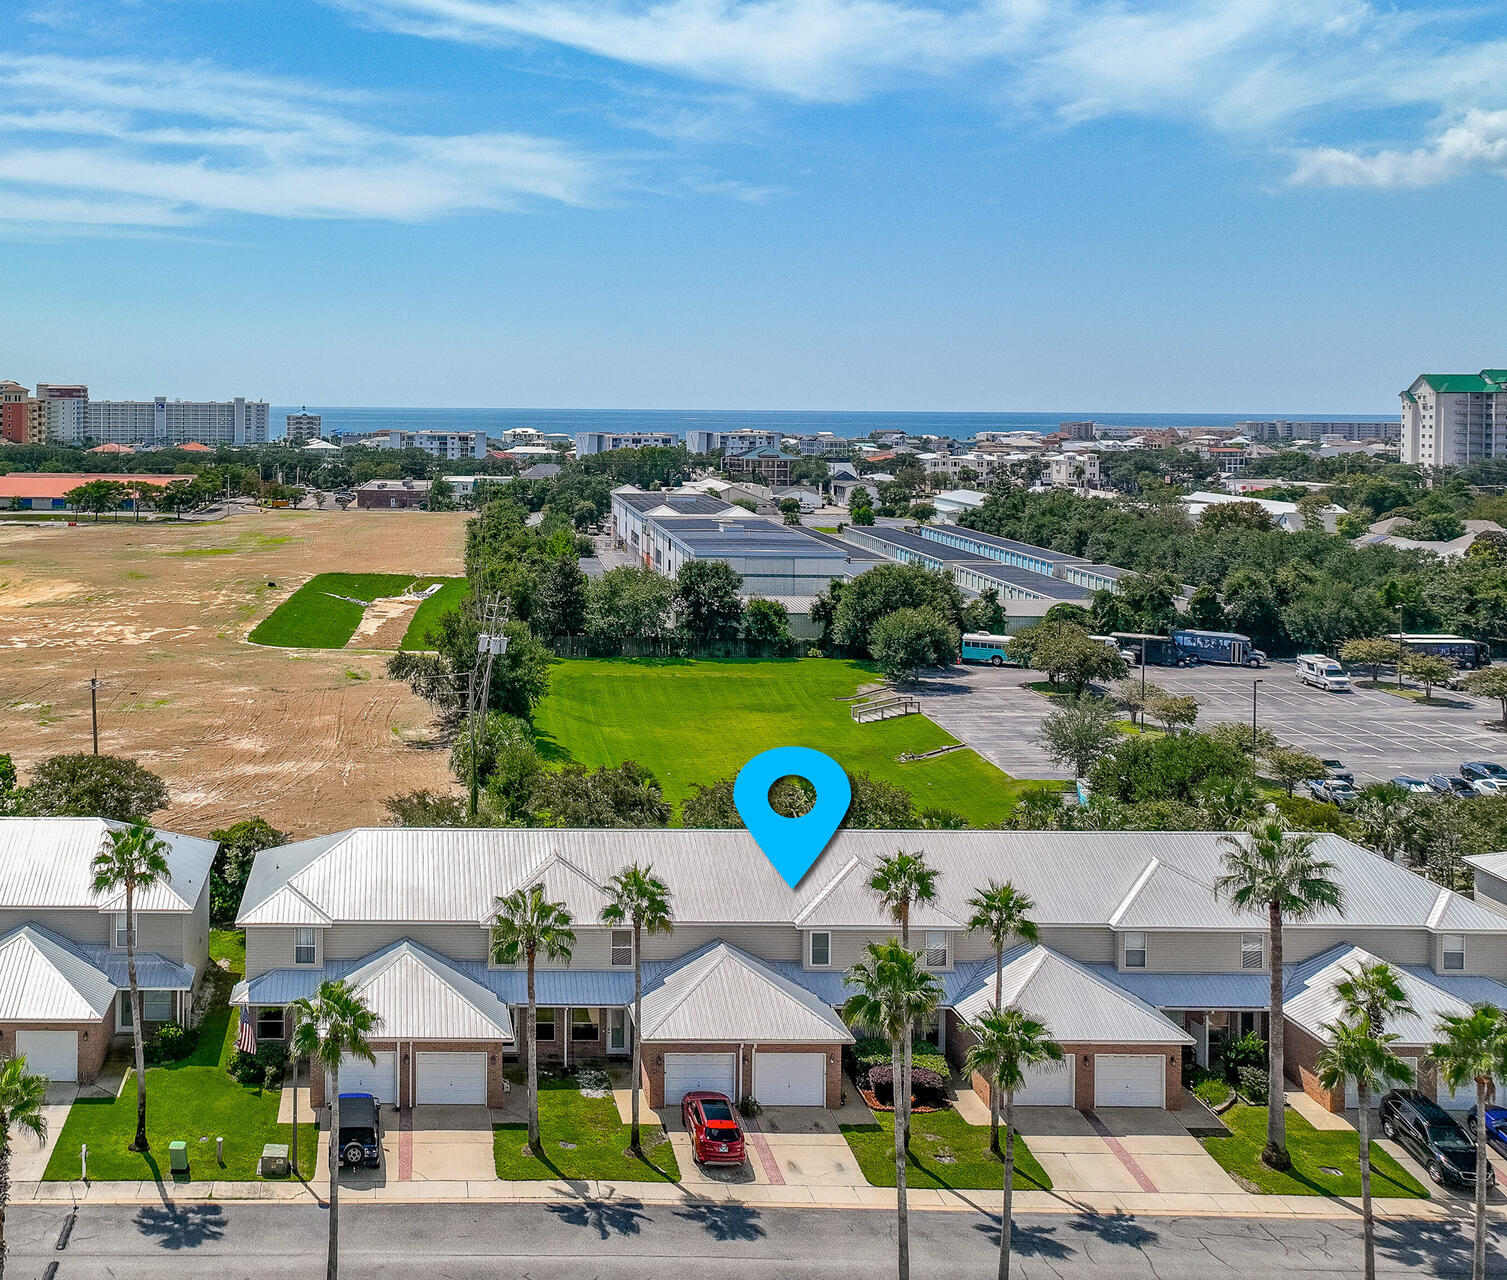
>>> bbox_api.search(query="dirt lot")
[0,508,470,838]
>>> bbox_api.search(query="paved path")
[7,1202,1504,1278]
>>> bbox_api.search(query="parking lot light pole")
[1251,678,1263,752]
[1397,605,1406,691]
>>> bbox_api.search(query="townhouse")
[0,818,216,1084]
[230,828,1507,1115]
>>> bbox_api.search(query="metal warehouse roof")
[918,526,1090,564]
[663,525,844,557]
[0,817,216,914]
[238,829,1502,938]
[952,946,1192,1045]
[1284,945,1476,1046]
[960,564,1094,601]
[0,925,118,1022]
[638,943,854,1044]
[615,492,737,516]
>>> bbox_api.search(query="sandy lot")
[0,508,470,839]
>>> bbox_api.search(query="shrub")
[1219,1030,1267,1083]
[1195,1076,1232,1106]
[851,1037,949,1085]
[868,1065,948,1106]
[144,1021,199,1065]
[229,1041,288,1089]
[738,1095,764,1119]
[1237,1064,1269,1105]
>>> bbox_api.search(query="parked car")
[1307,778,1359,805]
[1471,778,1507,796]
[1460,761,1507,782]
[1391,776,1432,794]
[1466,1104,1507,1155]
[337,1093,383,1169]
[1427,774,1475,798]
[1380,1090,1497,1190]
[1320,759,1354,783]
[681,1091,747,1166]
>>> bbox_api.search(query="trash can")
[169,1141,189,1173]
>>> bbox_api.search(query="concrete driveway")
[659,1095,871,1189]
[311,1103,497,1186]
[8,1082,78,1181]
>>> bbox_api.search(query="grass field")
[533,657,1035,825]
[493,1078,680,1181]
[842,1109,1052,1190]
[249,572,464,649]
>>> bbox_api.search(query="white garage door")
[339,1050,396,1103]
[1441,1072,1498,1111]
[1015,1057,1075,1107]
[1094,1054,1166,1108]
[753,1052,826,1106]
[416,1052,488,1105]
[1348,1058,1418,1109]
[16,1030,78,1083]
[663,1051,736,1104]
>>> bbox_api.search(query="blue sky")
[3,0,1505,411]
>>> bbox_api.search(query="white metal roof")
[1284,945,1475,1047]
[639,943,855,1044]
[0,925,117,1021]
[1464,852,1507,882]
[237,828,1505,937]
[0,817,215,914]
[339,941,514,1042]
[953,945,1193,1045]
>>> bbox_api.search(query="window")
[1241,934,1265,970]
[571,1008,599,1041]
[924,931,949,969]
[610,930,633,967]
[257,1007,286,1041]
[1123,931,1147,969]
[808,931,831,968]
[119,990,174,1027]
[1443,934,1465,971]
[536,1008,557,1040]
[294,928,317,966]
[112,913,129,950]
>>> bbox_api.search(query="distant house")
[355,478,433,510]
[86,442,134,455]
[518,463,562,480]
[177,442,212,453]
[931,489,988,523]
[726,446,799,486]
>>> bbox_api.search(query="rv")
[1296,654,1351,692]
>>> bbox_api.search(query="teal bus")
[961,633,1015,666]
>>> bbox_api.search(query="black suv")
[337,1092,383,1169]
[1379,1090,1495,1191]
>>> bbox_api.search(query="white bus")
[1296,654,1350,692]
[961,633,1015,667]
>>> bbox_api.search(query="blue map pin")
[733,747,852,888]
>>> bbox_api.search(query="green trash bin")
[169,1141,189,1174]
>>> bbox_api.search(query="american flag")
[236,1007,258,1055]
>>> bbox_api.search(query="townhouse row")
[5,819,1507,1116]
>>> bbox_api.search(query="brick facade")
[0,1015,113,1084]
[640,1041,844,1109]
[1286,1019,1436,1113]
[519,1006,607,1064]
[308,1039,510,1109]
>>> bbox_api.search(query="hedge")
[852,1036,949,1084]
[868,1065,948,1106]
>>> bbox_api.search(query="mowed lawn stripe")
[533,657,1032,826]
[249,572,463,649]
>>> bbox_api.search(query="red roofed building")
[0,473,184,510]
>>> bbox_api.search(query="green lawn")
[841,1108,1052,1191]
[42,928,316,1182]
[248,572,464,649]
[1202,1104,1428,1198]
[533,657,1037,826]
[492,1078,680,1181]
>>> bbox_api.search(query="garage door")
[663,1051,736,1104]
[16,1030,78,1083]
[339,1050,396,1103]
[1348,1058,1419,1109]
[1441,1072,1497,1111]
[1094,1054,1166,1108]
[753,1051,826,1106]
[416,1052,488,1105]
[1015,1057,1075,1107]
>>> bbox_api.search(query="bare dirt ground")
[0,508,469,839]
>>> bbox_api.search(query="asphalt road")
[5,1202,1502,1279]
[916,661,1507,786]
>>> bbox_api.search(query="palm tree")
[965,1008,1063,1280]
[1351,784,1419,863]
[845,941,942,1280]
[1333,960,1412,1035]
[491,884,576,1154]
[600,863,673,1155]
[1316,1016,1414,1280]
[91,821,172,1153]
[869,849,939,1150]
[1427,1006,1507,1280]
[0,1055,48,1280]
[289,979,381,1280]
[965,881,1039,1156]
[1215,817,1341,1172]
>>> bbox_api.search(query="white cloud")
[0,54,604,230]
[1288,109,1507,188]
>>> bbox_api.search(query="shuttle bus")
[1386,634,1491,669]
[961,633,1015,666]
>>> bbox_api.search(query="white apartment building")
[684,428,781,455]
[1048,451,1101,491]
[82,397,269,447]
[574,431,677,456]
[922,450,1009,483]
[284,412,322,444]
[347,428,487,460]
[781,432,853,457]
[35,384,89,443]
[1401,370,1507,466]
[1239,419,1399,444]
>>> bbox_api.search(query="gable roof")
[0,817,216,914]
[953,945,1192,1045]
[639,943,853,1044]
[1284,945,1478,1046]
[340,941,514,1041]
[0,925,117,1021]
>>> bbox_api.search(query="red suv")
[681,1091,746,1166]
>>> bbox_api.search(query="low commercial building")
[575,431,676,456]
[355,478,433,509]
[931,489,988,523]
[610,487,745,554]
[644,517,852,597]
[0,472,185,511]
[1181,490,1343,533]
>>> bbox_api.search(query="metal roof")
[81,947,195,991]
[0,925,117,1021]
[339,941,514,1042]
[1464,852,1507,882]
[638,943,854,1044]
[663,525,843,558]
[0,817,215,914]
[1090,967,1272,1011]
[953,946,1192,1044]
[238,829,1505,937]
[1284,945,1475,1046]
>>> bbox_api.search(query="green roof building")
[1400,368,1507,466]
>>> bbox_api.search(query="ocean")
[269,406,1396,442]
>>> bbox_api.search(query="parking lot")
[916,660,1507,786]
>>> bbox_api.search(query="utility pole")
[89,670,100,755]
[464,593,509,820]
